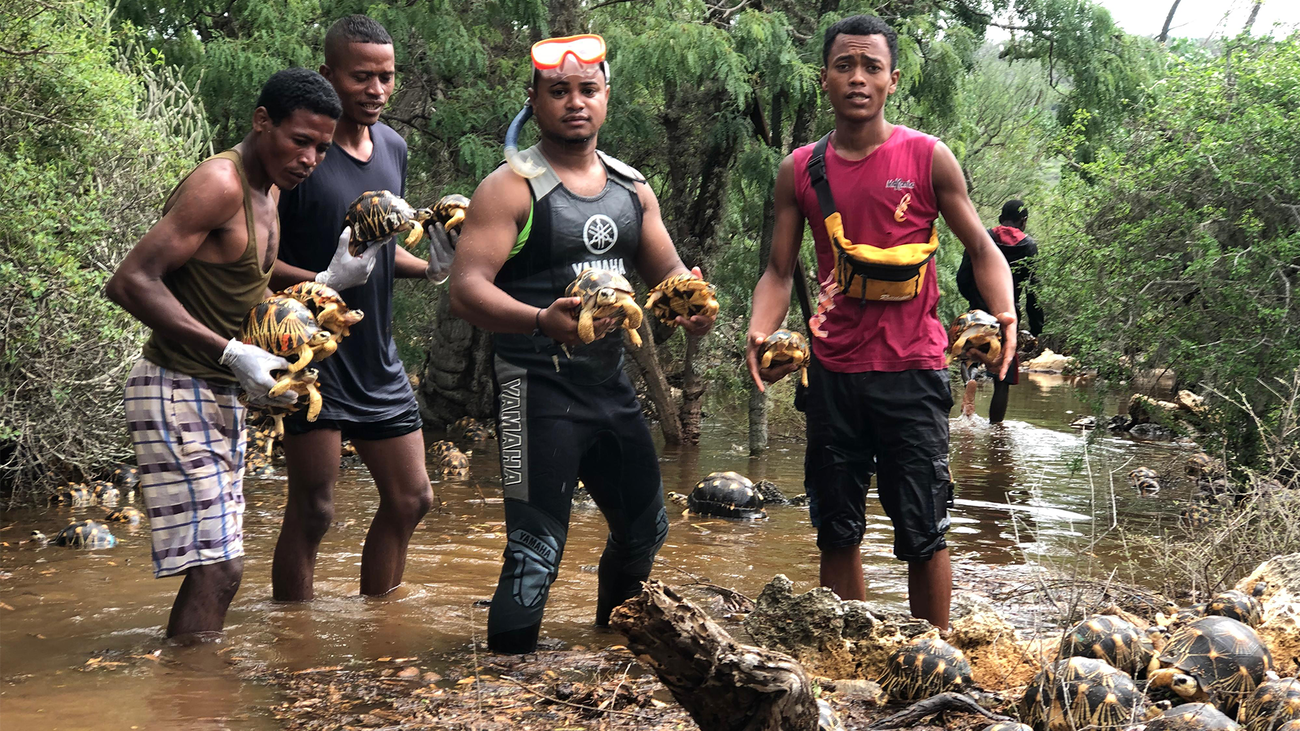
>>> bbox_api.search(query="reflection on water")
[0,373,1192,729]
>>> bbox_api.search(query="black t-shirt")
[956,226,1044,336]
[277,122,415,422]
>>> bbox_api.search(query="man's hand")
[994,311,1018,380]
[745,331,799,392]
[537,297,623,346]
[316,226,382,290]
[674,266,716,337]
[424,221,458,284]
[218,339,298,406]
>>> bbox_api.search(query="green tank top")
[141,150,274,385]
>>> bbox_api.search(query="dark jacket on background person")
[956,225,1044,335]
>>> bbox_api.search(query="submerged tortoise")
[439,449,469,477]
[90,480,120,505]
[760,329,811,388]
[948,309,1002,365]
[428,440,457,460]
[687,472,765,520]
[450,416,492,442]
[1146,703,1241,731]
[277,282,365,339]
[1147,616,1273,716]
[566,268,643,347]
[104,507,144,525]
[878,637,975,701]
[1239,675,1300,731]
[644,272,719,327]
[111,463,139,490]
[1020,657,1147,731]
[343,190,434,255]
[1058,614,1159,678]
[55,520,117,549]
[51,484,90,506]
[1207,589,1264,628]
[1129,467,1162,494]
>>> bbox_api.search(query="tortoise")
[687,471,766,520]
[1207,590,1264,628]
[428,440,457,460]
[28,530,48,546]
[1146,616,1273,716]
[265,368,323,422]
[51,484,90,506]
[91,480,120,505]
[1278,723,1300,731]
[55,520,117,549]
[439,449,469,477]
[754,479,788,506]
[644,272,719,327]
[111,463,139,490]
[1181,505,1218,530]
[240,296,336,373]
[1129,467,1162,494]
[408,371,420,390]
[1239,675,1300,731]
[277,282,365,338]
[760,330,811,388]
[1018,331,1040,353]
[667,491,690,507]
[1188,453,1223,480]
[343,190,434,255]
[878,637,975,701]
[1020,657,1147,731]
[565,268,643,347]
[451,416,492,442]
[947,310,1002,365]
[431,193,471,233]
[1161,603,1210,630]
[1058,614,1160,679]
[104,507,144,525]
[1146,703,1241,731]
[981,724,1033,731]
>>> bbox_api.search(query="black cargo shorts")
[803,359,954,561]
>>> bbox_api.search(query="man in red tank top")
[745,15,1017,630]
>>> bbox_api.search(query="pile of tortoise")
[49,463,140,508]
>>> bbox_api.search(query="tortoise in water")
[667,491,689,507]
[439,448,469,477]
[1207,589,1264,628]
[1058,614,1159,678]
[428,440,457,460]
[451,416,492,442]
[1147,616,1273,716]
[878,637,974,701]
[248,463,276,479]
[1188,452,1223,480]
[105,507,144,525]
[1239,675,1300,731]
[51,484,90,506]
[565,268,643,347]
[687,472,765,520]
[753,479,788,506]
[90,480,120,506]
[111,463,139,490]
[1146,703,1241,731]
[947,309,1002,365]
[1020,657,1147,731]
[343,190,434,256]
[760,330,811,387]
[1129,467,1162,494]
[55,520,117,549]
[28,530,48,546]
[277,282,365,339]
[644,272,719,327]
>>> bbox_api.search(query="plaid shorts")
[123,359,247,578]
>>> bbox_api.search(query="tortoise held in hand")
[277,282,364,338]
[343,190,433,255]
[760,330,811,387]
[55,520,117,549]
[1146,616,1273,716]
[644,273,719,327]
[878,637,975,701]
[565,268,643,347]
[431,193,470,232]
[687,471,765,520]
[240,297,336,372]
[947,309,1002,365]
[1020,657,1147,731]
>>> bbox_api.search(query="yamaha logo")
[582,214,618,256]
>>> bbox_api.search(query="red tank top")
[792,125,948,373]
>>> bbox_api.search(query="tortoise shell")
[687,471,765,520]
[1188,453,1223,480]
[111,464,139,489]
[1277,721,1300,731]
[1239,676,1300,731]
[277,282,364,338]
[343,190,433,255]
[1181,504,1218,530]
[451,416,492,442]
[753,479,788,506]
[51,484,90,506]
[565,268,643,347]
[1148,616,1273,716]
[104,507,144,525]
[1146,703,1241,731]
[761,330,811,387]
[240,297,335,369]
[439,449,469,477]
[1129,467,1160,485]
[248,464,276,479]
[90,481,120,505]
[878,637,974,701]
[644,273,719,326]
[428,440,457,460]
[1058,614,1159,678]
[948,309,1002,364]
[431,193,470,232]
[1207,590,1264,628]
[1020,657,1145,731]
[55,520,117,549]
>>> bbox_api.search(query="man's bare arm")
[394,245,428,278]
[632,183,713,336]
[746,155,805,390]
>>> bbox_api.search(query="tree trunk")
[547,0,583,36]
[1158,0,1181,43]
[749,92,785,456]
[609,580,820,731]
[678,333,704,444]
[418,293,495,430]
[624,318,683,445]
[1243,0,1263,35]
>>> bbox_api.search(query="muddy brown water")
[1,373,1193,729]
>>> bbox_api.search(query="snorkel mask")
[505,34,610,178]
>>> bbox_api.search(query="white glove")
[424,221,458,284]
[219,339,298,406]
[316,226,381,290]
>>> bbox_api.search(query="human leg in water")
[988,379,1010,424]
[486,498,572,653]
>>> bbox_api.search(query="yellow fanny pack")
[808,133,938,302]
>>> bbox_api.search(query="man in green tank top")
[105,69,366,639]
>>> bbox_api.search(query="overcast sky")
[1095,0,1300,40]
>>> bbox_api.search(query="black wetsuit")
[486,147,669,654]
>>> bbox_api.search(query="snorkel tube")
[504,104,545,179]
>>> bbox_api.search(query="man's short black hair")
[324,14,393,66]
[1000,199,1028,224]
[822,15,899,70]
[256,68,342,124]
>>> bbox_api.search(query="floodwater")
[0,373,1193,730]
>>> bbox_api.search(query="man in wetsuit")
[270,15,455,600]
[745,15,1016,630]
[106,69,342,637]
[449,34,715,654]
[956,199,1044,423]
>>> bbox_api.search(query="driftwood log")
[610,580,821,731]
[867,692,1013,730]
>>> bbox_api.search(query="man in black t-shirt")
[269,16,455,600]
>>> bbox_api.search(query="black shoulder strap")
[807,133,839,224]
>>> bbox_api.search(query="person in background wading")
[269,16,456,601]
[106,69,342,638]
[956,199,1044,423]
[449,34,715,654]
[745,15,1016,631]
